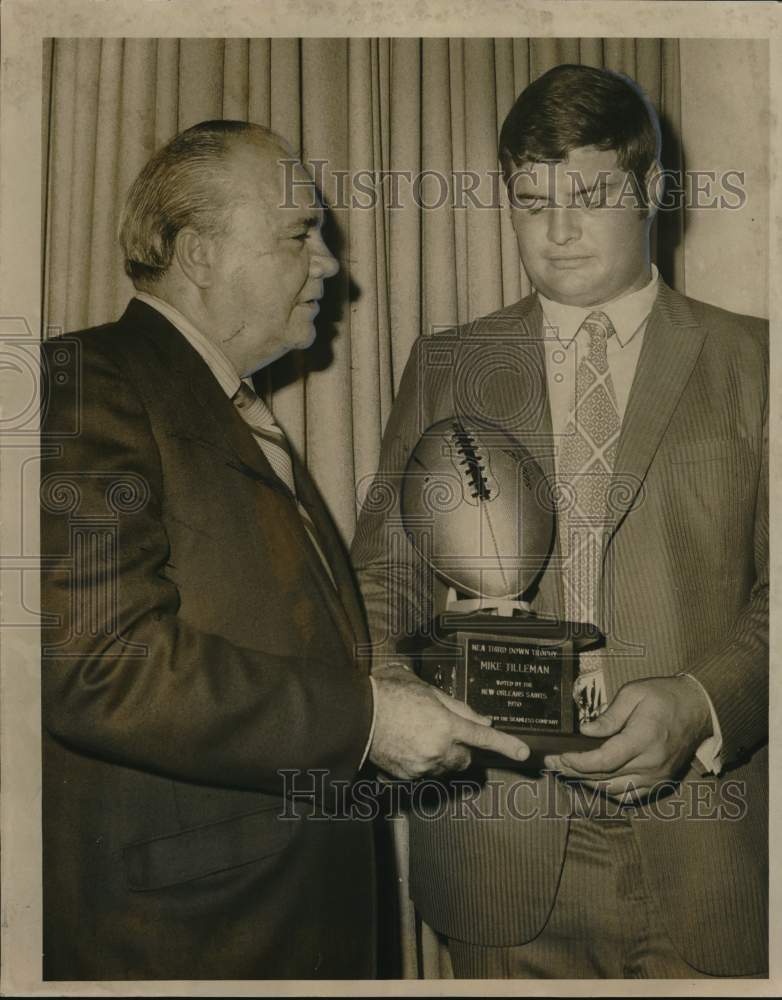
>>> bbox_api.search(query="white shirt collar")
[538,264,660,348]
[134,291,242,398]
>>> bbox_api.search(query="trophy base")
[477,731,606,772]
[401,608,606,773]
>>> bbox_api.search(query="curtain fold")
[43,36,683,542]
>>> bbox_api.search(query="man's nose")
[547,206,581,244]
[311,239,340,279]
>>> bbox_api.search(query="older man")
[352,65,767,978]
[40,121,528,981]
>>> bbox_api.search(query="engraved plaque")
[411,611,605,767]
[464,635,574,734]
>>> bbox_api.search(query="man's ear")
[173,227,216,288]
[643,160,664,220]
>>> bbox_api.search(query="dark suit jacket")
[351,281,768,976]
[41,299,376,980]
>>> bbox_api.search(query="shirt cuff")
[680,672,723,775]
[371,655,414,674]
[359,676,378,770]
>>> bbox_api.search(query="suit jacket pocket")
[123,806,293,891]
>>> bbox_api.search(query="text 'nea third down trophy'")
[399,417,606,770]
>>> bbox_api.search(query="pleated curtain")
[43,37,682,547]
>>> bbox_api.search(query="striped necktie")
[232,382,337,588]
[233,381,297,495]
[556,310,621,723]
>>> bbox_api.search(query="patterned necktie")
[232,381,337,588]
[233,381,297,495]
[556,310,621,722]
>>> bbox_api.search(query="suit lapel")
[488,286,708,611]
[117,299,362,656]
[605,281,707,549]
[119,299,284,492]
[292,453,370,650]
[468,296,563,615]
[477,295,558,488]
[514,300,564,615]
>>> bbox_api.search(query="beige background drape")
[42,37,700,547]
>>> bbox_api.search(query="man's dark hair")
[118,119,290,287]
[499,64,661,206]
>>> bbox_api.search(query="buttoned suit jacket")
[351,281,768,976]
[41,299,375,980]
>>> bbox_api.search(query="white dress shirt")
[536,269,722,774]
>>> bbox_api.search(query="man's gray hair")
[118,120,289,287]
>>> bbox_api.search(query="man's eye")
[578,188,608,209]
[292,232,309,242]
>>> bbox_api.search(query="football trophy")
[399,416,606,768]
